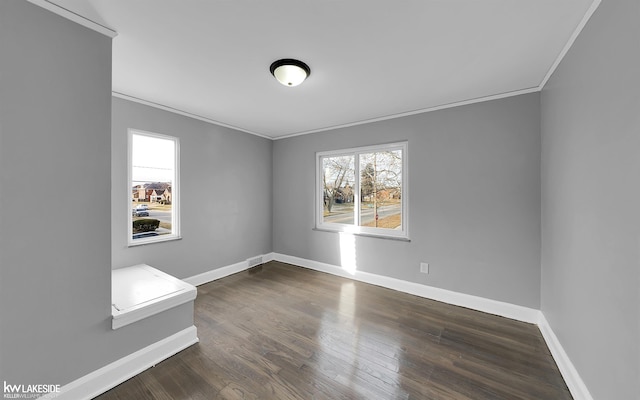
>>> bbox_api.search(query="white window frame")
[128,129,181,246]
[315,141,409,240]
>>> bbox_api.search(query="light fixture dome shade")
[270,59,310,87]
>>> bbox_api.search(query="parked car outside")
[132,232,158,240]
[132,209,149,217]
[135,204,149,211]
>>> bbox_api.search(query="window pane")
[131,133,176,242]
[359,150,402,229]
[322,155,355,225]
[316,142,407,240]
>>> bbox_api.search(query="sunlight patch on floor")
[339,232,357,275]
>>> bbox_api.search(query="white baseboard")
[537,315,594,400]
[272,253,540,323]
[184,259,248,286]
[57,326,198,400]
[184,253,275,286]
[183,252,593,400]
[263,252,276,263]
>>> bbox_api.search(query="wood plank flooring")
[95,261,572,399]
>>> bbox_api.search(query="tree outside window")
[317,142,407,240]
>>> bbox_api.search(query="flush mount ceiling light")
[270,59,311,87]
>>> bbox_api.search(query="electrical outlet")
[420,262,429,274]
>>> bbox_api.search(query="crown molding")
[274,87,540,140]
[538,0,601,89]
[27,0,118,38]
[31,0,601,140]
[112,92,271,140]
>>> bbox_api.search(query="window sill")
[128,235,182,247]
[313,227,411,242]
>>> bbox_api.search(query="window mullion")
[354,153,360,226]
[318,155,325,228]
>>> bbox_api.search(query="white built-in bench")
[111,264,197,330]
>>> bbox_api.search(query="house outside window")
[316,141,408,240]
[128,129,180,245]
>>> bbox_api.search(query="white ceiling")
[47,0,596,139]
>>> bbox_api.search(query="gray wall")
[0,1,193,388]
[273,93,541,308]
[6,1,636,397]
[111,98,273,278]
[540,0,640,398]
[0,0,111,384]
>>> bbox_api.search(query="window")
[316,142,408,240]
[128,129,180,245]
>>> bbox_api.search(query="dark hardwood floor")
[96,261,572,399]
